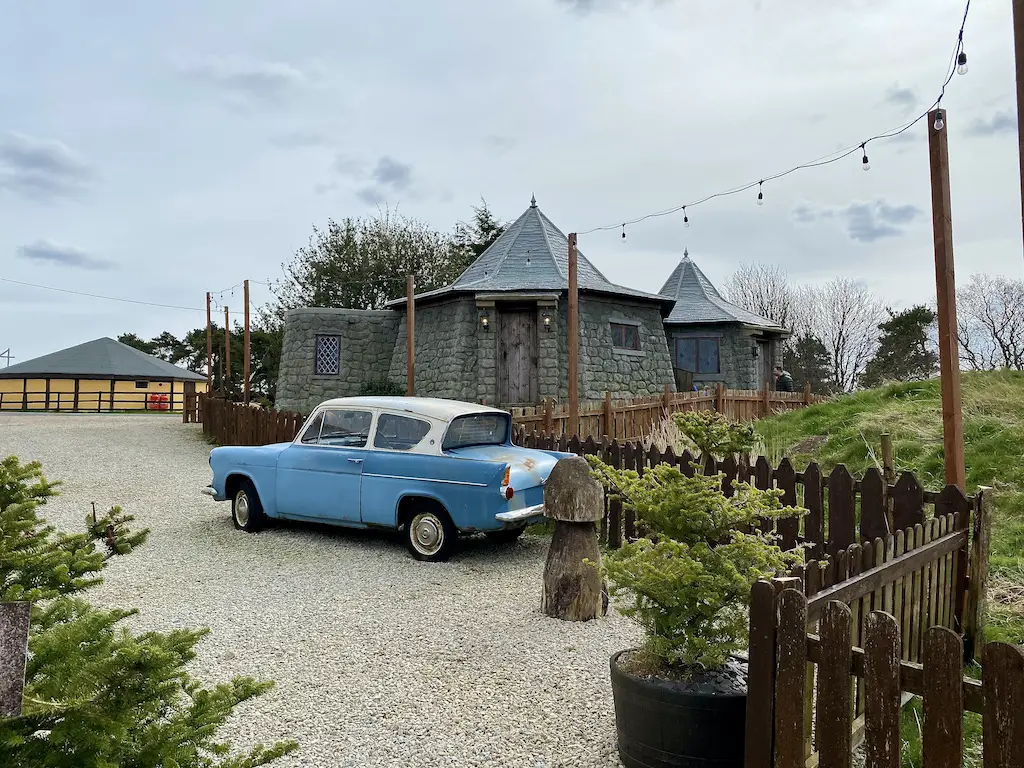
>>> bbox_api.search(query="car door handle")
[348,458,363,464]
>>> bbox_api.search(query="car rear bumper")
[494,503,545,527]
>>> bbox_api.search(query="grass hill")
[755,370,1024,647]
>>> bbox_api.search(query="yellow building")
[0,337,208,412]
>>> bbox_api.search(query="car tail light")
[502,466,511,486]
[505,486,515,501]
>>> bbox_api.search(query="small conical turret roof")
[659,251,787,331]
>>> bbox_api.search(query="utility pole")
[205,293,212,393]
[406,274,415,396]
[224,307,231,398]
[567,233,579,438]
[243,280,251,404]
[928,107,966,491]
[1014,0,1024,257]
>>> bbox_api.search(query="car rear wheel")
[232,479,266,533]
[405,507,457,562]
[485,526,526,544]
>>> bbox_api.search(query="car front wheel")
[232,479,266,532]
[405,507,457,562]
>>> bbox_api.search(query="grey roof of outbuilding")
[0,337,206,380]
[387,197,672,309]
[659,253,789,332]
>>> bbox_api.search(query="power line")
[0,276,213,313]
[578,0,972,237]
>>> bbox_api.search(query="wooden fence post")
[762,380,772,418]
[963,487,992,662]
[744,580,778,768]
[602,391,612,440]
[715,382,725,413]
[0,602,30,717]
[543,398,554,437]
[803,380,812,406]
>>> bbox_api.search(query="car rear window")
[441,413,509,451]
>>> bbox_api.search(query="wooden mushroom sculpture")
[541,456,607,621]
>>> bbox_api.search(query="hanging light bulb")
[756,181,764,206]
[957,51,968,75]
[683,206,689,228]
[621,224,626,239]
[861,143,870,171]
[933,108,945,131]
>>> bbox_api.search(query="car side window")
[373,413,431,451]
[299,412,325,444]
[318,409,373,448]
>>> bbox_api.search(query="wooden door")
[497,307,538,405]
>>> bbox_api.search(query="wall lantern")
[480,313,490,331]
[542,311,552,331]
[751,342,759,358]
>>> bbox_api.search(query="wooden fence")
[745,490,995,766]
[1,389,183,412]
[509,383,821,441]
[517,432,979,562]
[196,395,305,446]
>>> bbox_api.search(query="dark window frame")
[134,381,149,389]
[610,322,641,351]
[314,334,341,376]
[675,336,722,375]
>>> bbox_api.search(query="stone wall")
[388,298,478,401]
[666,324,783,390]
[555,295,676,400]
[276,308,400,414]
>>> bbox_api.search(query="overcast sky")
[1,0,1019,365]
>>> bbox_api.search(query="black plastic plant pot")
[609,649,747,768]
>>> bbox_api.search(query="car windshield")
[441,413,509,451]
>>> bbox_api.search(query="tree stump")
[541,456,606,621]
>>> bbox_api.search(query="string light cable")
[0,276,211,313]
[580,0,971,237]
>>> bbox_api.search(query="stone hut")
[276,197,676,414]
[659,250,790,391]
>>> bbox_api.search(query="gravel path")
[1,412,639,768]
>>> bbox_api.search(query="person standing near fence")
[774,365,794,392]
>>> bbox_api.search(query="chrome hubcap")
[410,513,443,555]
[235,491,250,526]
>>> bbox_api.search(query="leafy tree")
[860,305,938,388]
[265,207,475,326]
[117,333,158,357]
[787,333,834,395]
[0,456,296,767]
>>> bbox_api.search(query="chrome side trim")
[495,503,545,523]
[362,472,488,488]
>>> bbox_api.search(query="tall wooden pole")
[243,279,251,404]
[224,307,231,398]
[567,233,579,438]
[927,107,966,491]
[406,274,415,396]
[1014,0,1024,257]
[205,292,212,392]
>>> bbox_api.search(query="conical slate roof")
[660,252,788,332]
[0,337,206,380]
[389,196,671,307]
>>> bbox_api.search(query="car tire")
[232,479,266,533]
[405,506,458,562]
[485,526,526,544]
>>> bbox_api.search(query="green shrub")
[672,409,756,460]
[0,455,297,767]
[588,456,805,672]
[359,378,405,396]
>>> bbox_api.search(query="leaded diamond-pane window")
[315,335,341,375]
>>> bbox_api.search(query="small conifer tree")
[0,455,297,767]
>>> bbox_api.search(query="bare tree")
[724,263,795,329]
[956,273,1024,370]
[795,278,887,392]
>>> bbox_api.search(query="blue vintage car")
[202,396,573,561]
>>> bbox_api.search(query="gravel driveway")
[1,412,639,768]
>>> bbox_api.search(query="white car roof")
[316,396,508,422]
